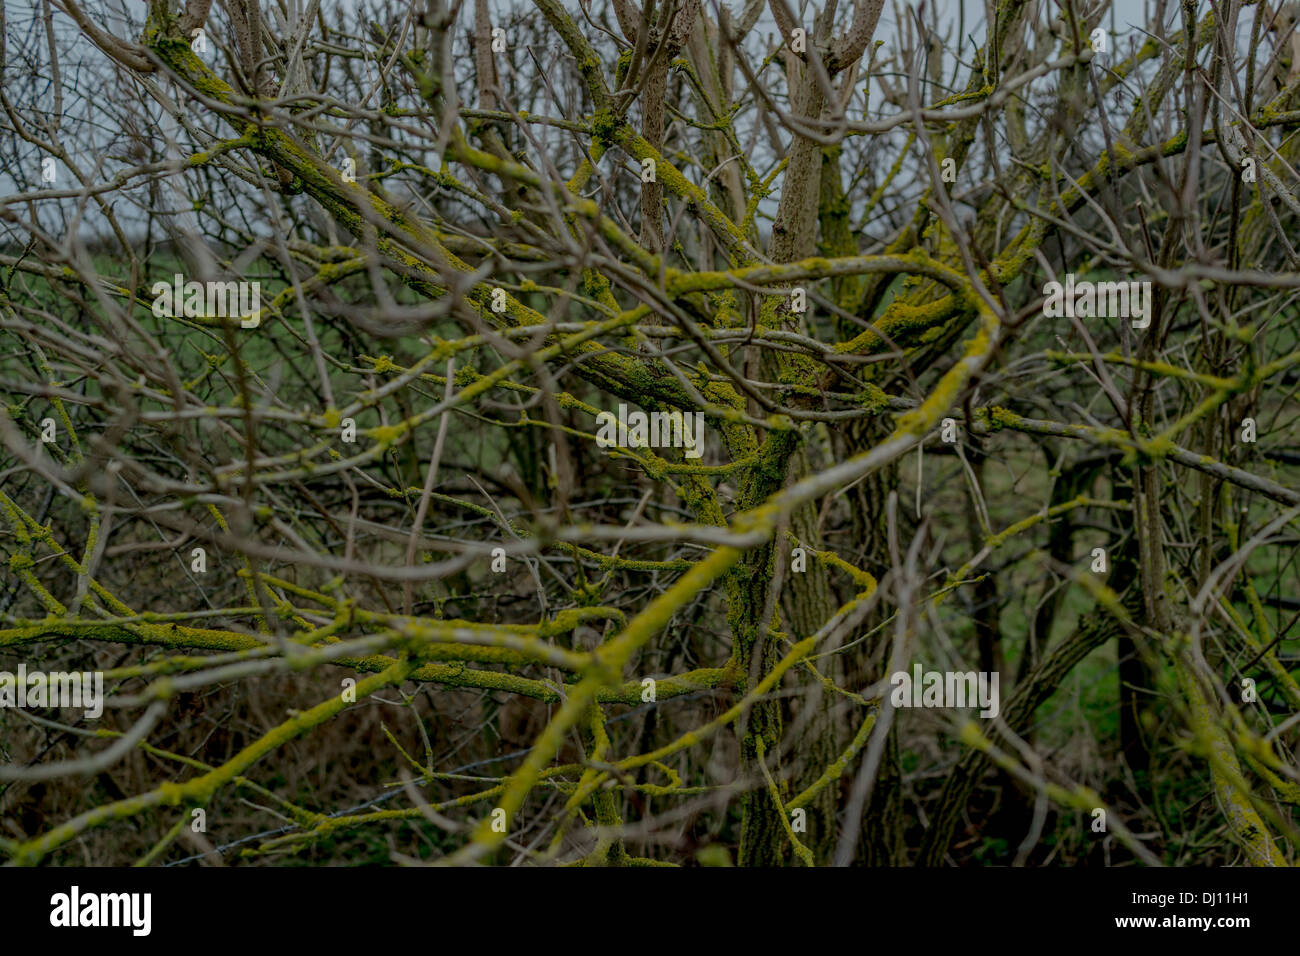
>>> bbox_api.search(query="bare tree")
[1,0,1298,867]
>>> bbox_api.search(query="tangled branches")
[1,0,1299,867]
